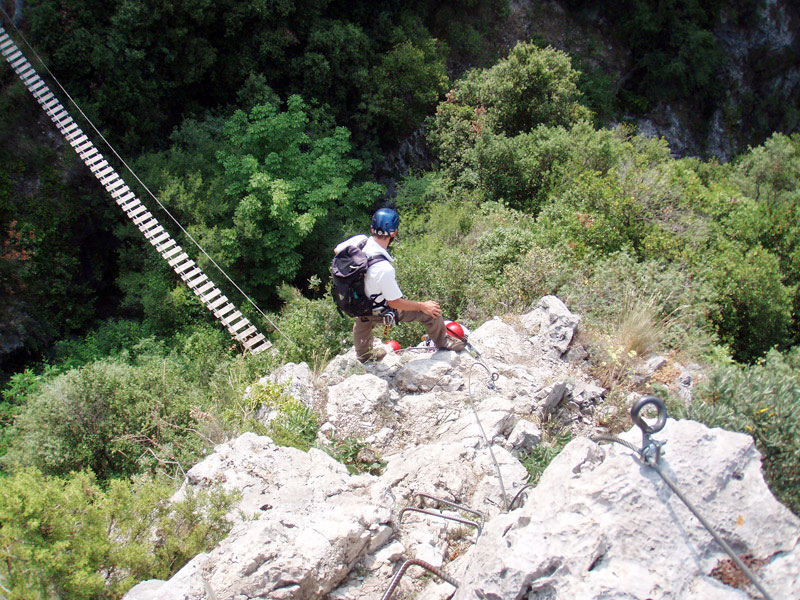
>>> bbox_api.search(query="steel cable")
[592,433,776,600]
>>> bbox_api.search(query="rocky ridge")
[124,296,800,600]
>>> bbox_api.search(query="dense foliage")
[1,7,799,596]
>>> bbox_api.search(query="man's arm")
[387,297,442,318]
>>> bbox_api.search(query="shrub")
[271,286,352,367]
[703,243,794,362]
[0,468,236,599]
[3,356,207,480]
[679,348,800,515]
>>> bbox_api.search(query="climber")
[333,207,466,363]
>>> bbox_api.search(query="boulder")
[521,295,580,359]
[451,419,800,599]
[126,433,393,600]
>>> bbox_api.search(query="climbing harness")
[0,16,297,354]
[594,396,776,600]
[399,493,485,538]
[380,558,459,600]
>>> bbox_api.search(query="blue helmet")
[371,208,400,236]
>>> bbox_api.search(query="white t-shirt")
[335,234,402,313]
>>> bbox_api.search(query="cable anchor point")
[630,395,668,464]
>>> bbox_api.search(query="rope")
[592,434,776,600]
[0,9,299,350]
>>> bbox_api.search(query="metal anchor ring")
[631,395,667,435]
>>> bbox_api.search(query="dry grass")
[591,292,674,389]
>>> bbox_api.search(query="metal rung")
[7,49,22,63]
[11,57,27,71]
[75,141,92,154]
[208,295,228,310]
[50,107,67,121]
[72,136,89,149]
[43,97,60,111]
[168,253,189,267]
[64,124,80,139]
[201,288,222,303]
[195,281,216,296]
[128,204,147,219]
[175,260,196,275]
[162,245,182,260]
[56,116,75,129]
[236,325,258,340]
[132,211,152,226]
[0,37,13,51]
[180,267,202,281]
[150,232,170,246]
[222,311,243,327]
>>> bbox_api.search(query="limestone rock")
[506,419,542,454]
[521,295,580,359]
[126,432,393,600]
[326,374,391,437]
[452,419,800,599]
[261,361,315,407]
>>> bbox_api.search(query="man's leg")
[353,316,384,362]
[397,310,466,352]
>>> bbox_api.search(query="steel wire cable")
[467,361,510,512]
[0,9,298,350]
[592,434,776,600]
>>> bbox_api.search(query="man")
[334,207,466,362]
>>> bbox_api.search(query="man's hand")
[388,297,443,317]
[419,300,442,318]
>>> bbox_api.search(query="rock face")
[451,420,800,599]
[124,298,800,600]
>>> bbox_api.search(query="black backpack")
[330,239,388,317]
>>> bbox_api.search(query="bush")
[703,243,794,362]
[3,356,208,480]
[271,287,353,367]
[0,468,236,599]
[679,348,800,515]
